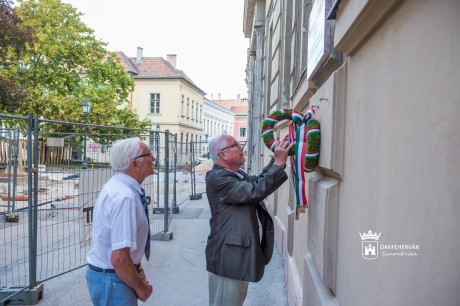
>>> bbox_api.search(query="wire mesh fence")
[176,140,209,201]
[0,114,205,304]
[189,141,210,196]
[0,115,33,299]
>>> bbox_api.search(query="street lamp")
[82,100,91,169]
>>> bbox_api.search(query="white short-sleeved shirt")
[87,172,149,268]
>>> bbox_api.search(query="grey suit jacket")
[205,159,288,282]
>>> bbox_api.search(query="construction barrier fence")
[0,114,207,305]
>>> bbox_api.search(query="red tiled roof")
[230,104,248,115]
[116,51,138,75]
[116,53,205,94]
[214,99,248,115]
[214,99,234,108]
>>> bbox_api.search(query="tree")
[0,0,35,111]
[7,0,148,130]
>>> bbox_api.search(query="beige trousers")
[208,272,249,306]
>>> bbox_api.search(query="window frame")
[149,93,161,114]
[239,127,247,138]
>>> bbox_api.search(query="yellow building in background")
[117,47,206,149]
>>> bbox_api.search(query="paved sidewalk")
[35,194,288,306]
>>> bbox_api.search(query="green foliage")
[1,0,145,131]
[0,76,28,111]
[0,0,35,64]
[0,0,35,110]
[304,119,320,172]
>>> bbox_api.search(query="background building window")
[240,127,247,137]
[192,101,195,120]
[181,95,185,116]
[180,132,183,154]
[150,93,160,114]
[186,133,189,153]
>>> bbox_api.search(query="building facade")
[244,0,460,305]
[117,47,206,153]
[203,98,234,139]
[203,96,248,149]
[202,98,234,154]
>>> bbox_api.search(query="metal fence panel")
[0,114,187,304]
[32,118,175,284]
[0,114,33,303]
[190,140,211,197]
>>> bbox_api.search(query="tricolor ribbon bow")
[288,108,317,216]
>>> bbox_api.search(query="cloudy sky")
[63,0,249,100]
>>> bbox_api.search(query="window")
[185,134,189,153]
[192,101,195,120]
[181,95,185,117]
[240,127,247,137]
[200,105,202,122]
[187,98,190,118]
[196,104,199,121]
[150,93,160,114]
[180,133,184,154]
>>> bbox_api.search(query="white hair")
[109,137,143,171]
[208,131,231,162]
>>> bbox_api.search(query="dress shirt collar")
[114,172,142,194]
[224,168,244,180]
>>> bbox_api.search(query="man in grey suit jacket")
[205,132,293,306]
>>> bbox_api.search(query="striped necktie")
[140,188,151,260]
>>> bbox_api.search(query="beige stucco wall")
[246,0,460,305]
[131,78,204,137]
[334,0,460,305]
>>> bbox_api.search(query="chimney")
[218,93,221,101]
[237,94,240,101]
[136,47,143,64]
[167,54,177,68]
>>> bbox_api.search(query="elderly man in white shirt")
[86,137,155,305]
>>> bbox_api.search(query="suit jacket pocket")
[221,234,252,279]
[224,234,251,247]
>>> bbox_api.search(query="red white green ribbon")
[261,110,288,151]
[288,108,316,212]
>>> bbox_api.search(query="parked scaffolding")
[0,114,208,305]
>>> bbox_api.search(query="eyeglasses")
[220,141,246,152]
[133,151,153,160]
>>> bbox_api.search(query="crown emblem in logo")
[359,230,381,240]
[359,230,381,260]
